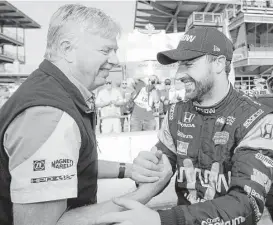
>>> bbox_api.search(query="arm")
[14,183,160,225]
[4,106,78,225]
[132,111,177,193]
[98,160,132,179]
[158,114,273,225]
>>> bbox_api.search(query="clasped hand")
[94,148,173,225]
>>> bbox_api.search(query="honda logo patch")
[183,112,195,123]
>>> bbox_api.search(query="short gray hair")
[44,4,121,60]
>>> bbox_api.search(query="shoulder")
[238,113,273,151]
[4,106,80,152]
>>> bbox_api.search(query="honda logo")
[261,123,273,139]
[183,112,195,123]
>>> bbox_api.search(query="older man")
[0,4,172,225]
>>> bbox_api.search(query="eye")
[185,63,193,68]
[100,49,110,55]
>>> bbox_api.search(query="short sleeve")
[3,106,81,204]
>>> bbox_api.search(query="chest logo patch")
[212,131,229,145]
[177,140,189,155]
[184,112,195,123]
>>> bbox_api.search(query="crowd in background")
[95,75,185,134]
[0,74,272,135]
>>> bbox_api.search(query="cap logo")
[213,45,220,52]
[181,34,196,43]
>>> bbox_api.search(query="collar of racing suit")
[193,83,233,116]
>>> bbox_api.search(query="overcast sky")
[9,1,136,69]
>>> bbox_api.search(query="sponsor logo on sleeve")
[244,185,265,203]
[255,153,273,168]
[243,109,264,128]
[212,131,229,145]
[251,168,271,193]
[31,174,75,184]
[51,159,74,169]
[33,160,45,171]
[201,216,245,225]
[260,123,273,139]
[177,140,189,155]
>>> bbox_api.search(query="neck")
[52,60,86,88]
[196,77,230,107]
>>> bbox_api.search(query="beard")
[184,72,213,103]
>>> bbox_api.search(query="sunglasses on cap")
[106,81,112,85]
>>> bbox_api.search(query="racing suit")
[156,86,273,225]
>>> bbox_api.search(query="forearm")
[57,185,156,225]
[98,160,132,179]
[158,191,254,225]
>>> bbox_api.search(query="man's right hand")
[134,152,173,197]
[130,147,172,185]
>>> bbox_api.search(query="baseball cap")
[157,27,234,65]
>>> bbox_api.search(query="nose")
[108,50,119,66]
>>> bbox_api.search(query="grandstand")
[0,0,40,84]
[133,0,273,89]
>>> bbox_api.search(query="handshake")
[129,147,173,196]
[94,148,173,225]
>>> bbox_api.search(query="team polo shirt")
[3,63,95,204]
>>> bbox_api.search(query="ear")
[214,56,226,74]
[59,39,75,63]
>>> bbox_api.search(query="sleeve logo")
[31,174,75,183]
[251,168,271,193]
[255,153,273,168]
[33,160,45,171]
[243,109,264,128]
[260,123,273,139]
[51,159,74,169]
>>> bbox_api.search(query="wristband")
[118,163,126,179]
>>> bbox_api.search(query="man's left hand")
[94,198,161,225]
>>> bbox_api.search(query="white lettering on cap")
[181,34,196,43]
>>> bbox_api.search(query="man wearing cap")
[95,27,273,225]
